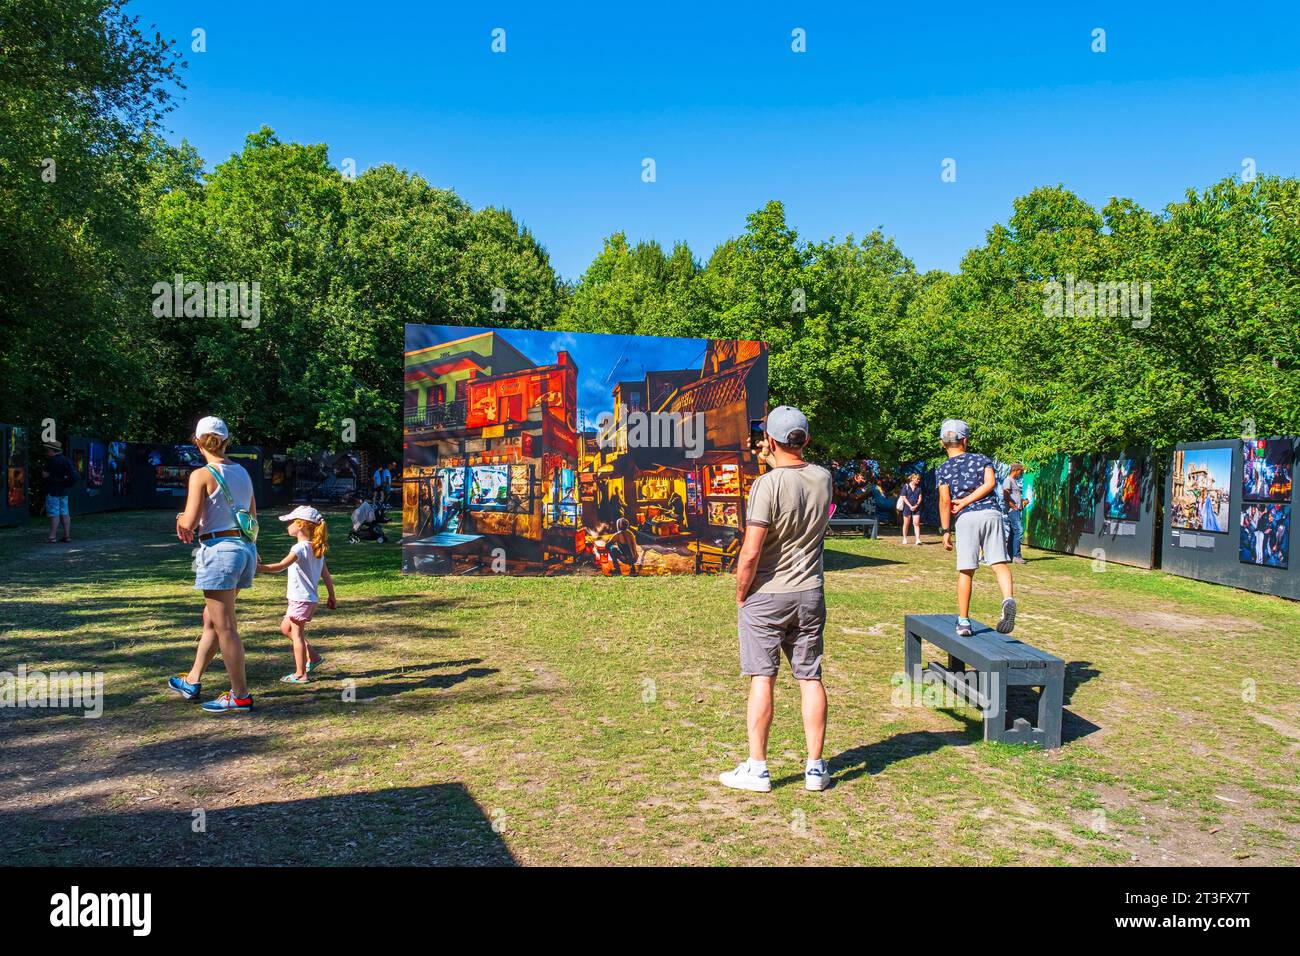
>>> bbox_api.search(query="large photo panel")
[1021,448,1159,568]
[402,325,769,576]
[1164,437,1299,600]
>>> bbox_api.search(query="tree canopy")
[3,0,1298,465]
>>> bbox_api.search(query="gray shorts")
[955,508,1009,571]
[738,588,825,680]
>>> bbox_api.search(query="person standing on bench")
[721,406,833,794]
[935,419,1017,637]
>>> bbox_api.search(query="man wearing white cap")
[935,419,1017,637]
[721,406,834,794]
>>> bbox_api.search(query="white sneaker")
[805,763,831,791]
[720,762,772,792]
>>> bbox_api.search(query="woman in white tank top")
[196,460,256,535]
[167,416,260,714]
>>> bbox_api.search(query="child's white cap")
[279,505,324,524]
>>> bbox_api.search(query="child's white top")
[287,541,324,603]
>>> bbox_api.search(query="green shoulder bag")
[205,464,259,543]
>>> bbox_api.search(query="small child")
[934,419,1016,637]
[257,506,337,683]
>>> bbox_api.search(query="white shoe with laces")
[720,761,772,792]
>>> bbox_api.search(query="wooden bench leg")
[1038,663,1065,749]
[904,627,922,683]
[982,668,1006,744]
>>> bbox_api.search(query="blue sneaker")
[168,674,201,700]
[955,618,974,637]
[201,691,254,714]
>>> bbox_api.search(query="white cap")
[195,416,229,440]
[279,505,324,524]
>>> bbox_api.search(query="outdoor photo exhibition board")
[402,324,769,576]
[1163,437,1298,600]
[66,435,136,515]
[1022,448,1159,569]
[0,439,296,518]
[0,424,29,527]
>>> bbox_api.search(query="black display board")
[3,436,293,519]
[1023,448,1159,569]
[138,443,204,508]
[0,425,30,526]
[133,443,290,512]
[262,451,294,509]
[66,436,143,515]
[228,446,293,512]
[1162,437,1298,601]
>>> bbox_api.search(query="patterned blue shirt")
[935,453,999,516]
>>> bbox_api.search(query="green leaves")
[4,0,1296,465]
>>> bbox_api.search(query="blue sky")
[134,2,1300,280]
[406,324,710,427]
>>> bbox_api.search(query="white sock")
[747,758,768,774]
[806,758,825,772]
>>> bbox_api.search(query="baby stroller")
[347,497,390,544]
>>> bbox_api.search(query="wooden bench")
[829,516,879,538]
[903,614,1064,748]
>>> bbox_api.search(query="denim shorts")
[193,537,257,591]
[46,495,69,517]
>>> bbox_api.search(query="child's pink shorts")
[285,601,317,624]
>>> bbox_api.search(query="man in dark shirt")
[41,441,78,543]
[935,420,1017,637]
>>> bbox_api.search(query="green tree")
[0,0,184,437]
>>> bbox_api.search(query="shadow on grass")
[823,550,902,571]
[0,591,462,690]
[997,660,1102,744]
[1,783,516,866]
[0,669,552,813]
[256,662,502,706]
[820,722,980,787]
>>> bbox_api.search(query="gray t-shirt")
[1001,475,1023,509]
[745,463,832,593]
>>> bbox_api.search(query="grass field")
[1,509,1297,866]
